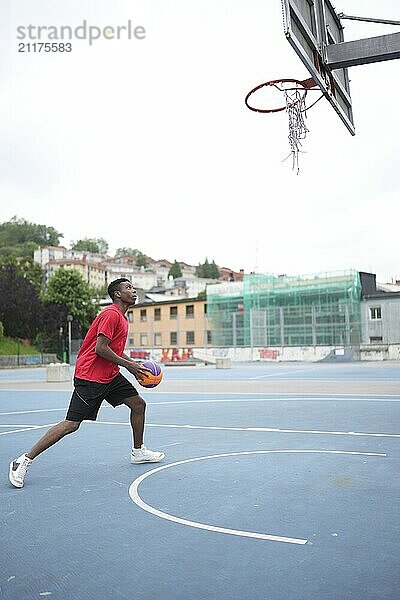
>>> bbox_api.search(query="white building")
[34,245,67,267]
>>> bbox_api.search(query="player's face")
[118,281,137,305]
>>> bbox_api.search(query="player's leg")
[27,420,81,459]
[9,378,102,489]
[104,373,164,464]
[9,420,81,488]
[123,394,146,448]
[123,395,165,463]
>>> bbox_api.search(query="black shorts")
[66,373,139,422]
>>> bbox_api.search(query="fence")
[0,354,58,368]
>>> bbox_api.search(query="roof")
[135,295,203,306]
[41,245,67,251]
[362,291,400,300]
[144,293,186,303]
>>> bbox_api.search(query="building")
[219,267,245,282]
[35,246,246,298]
[34,245,67,268]
[47,258,107,290]
[35,246,107,287]
[127,297,210,359]
[97,270,400,363]
[360,272,400,344]
[206,270,400,349]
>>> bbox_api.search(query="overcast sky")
[1,1,399,281]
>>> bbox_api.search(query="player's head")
[108,278,132,301]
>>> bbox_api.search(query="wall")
[127,344,400,363]
[194,345,400,363]
[193,346,336,363]
[360,344,400,361]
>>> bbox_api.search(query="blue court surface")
[1,362,400,599]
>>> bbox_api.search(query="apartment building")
[47,259,106,290]
[127,297,211,351]
[34,245,67,267]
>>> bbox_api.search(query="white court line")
[0,386,399,399]
[0,423,57,436]
[0,396,399,419]
[84,421,400,439]
[0,408,65,416]
[249,368,315,380]
[129,449,386,546]
[148,396,400,405]
[0,424,43,427]
[3,419,399,440]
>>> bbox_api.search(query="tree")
[72,237,109,255]
[44,269,98,335]
[36,302,68,354]
[115,247,140,257]
[0,216,62,257]
[36,301,80,354]
[135,252,147,268]
[115,247,148,267]
[195,258,220,279]
[0,256,44,294]
[0,264,42,339]
[168,260,182,279]
[208,260,220,279]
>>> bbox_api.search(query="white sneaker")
[9,454,32,488]
[131,445,165,464]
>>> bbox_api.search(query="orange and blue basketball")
[136,361,163,388]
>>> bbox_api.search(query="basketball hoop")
[245,77,322,173]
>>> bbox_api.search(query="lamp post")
[67,315,73,364]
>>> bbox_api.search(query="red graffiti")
[161,348,194,362]
[258,348,279,360]
[130,350,151,360]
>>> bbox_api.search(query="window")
[186,331,195,345]
[154,333,162,346]
[170,332,177,345]
[206,330,212,344]
[170,306,178,319]
[128,337,134,346]
[140,309,147,322]
[186,304,194,318]
[154,308,161,321]
[127,311,133,323]
[204,303,207,314]
[369,306,382,320]
[369,336,383,343]
[140,333,148,346]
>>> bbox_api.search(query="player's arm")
[95,335,149,377]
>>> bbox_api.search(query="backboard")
[281,0,355,134]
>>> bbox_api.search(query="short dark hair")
[108,278,131,301]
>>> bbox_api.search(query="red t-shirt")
[74,305,128,383]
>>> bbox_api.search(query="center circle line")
[128,449,386,545]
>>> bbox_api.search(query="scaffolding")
[207,271,362,347]
[206,281,245,347]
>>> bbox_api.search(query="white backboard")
[282,0,355,134]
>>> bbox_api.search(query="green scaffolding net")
[207,271,362,347]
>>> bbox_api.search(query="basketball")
[135,361,163,388]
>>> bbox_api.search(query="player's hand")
[126,361,151,378]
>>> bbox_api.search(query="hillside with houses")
[34,245,246,301]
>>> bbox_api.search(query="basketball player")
[9,278,164,489]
